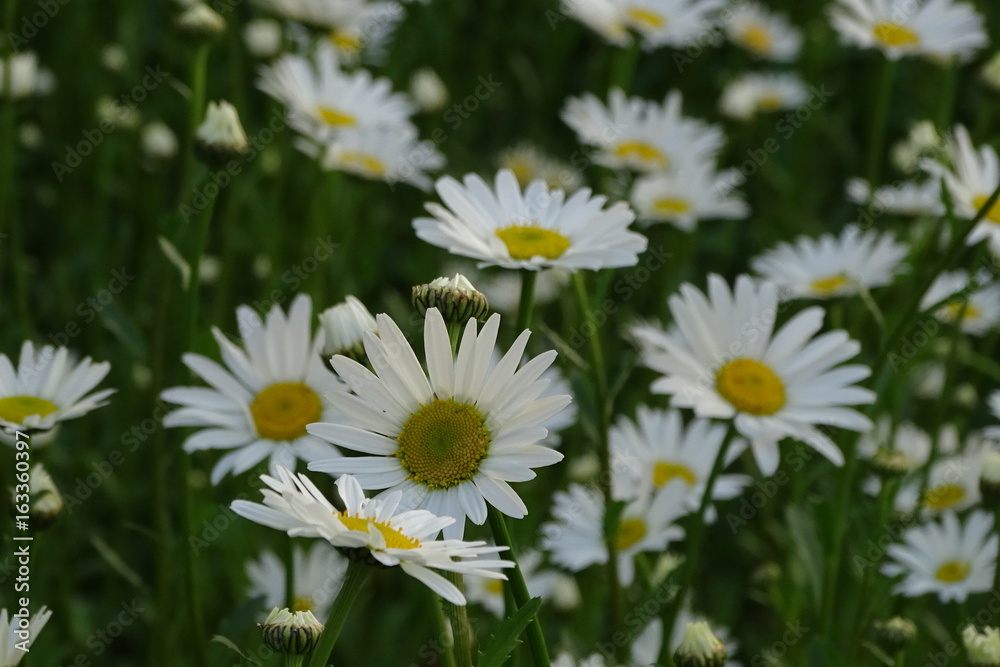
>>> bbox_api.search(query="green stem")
[658,426,737,667]
[487,507,550,667]
[570,272,622,662]
[934,60,958,130]
[307,561,371,667]
[429,593,459,667]
[866,59,898,189]
[515,270,538,333]
[608,41,640,92]
[179,44,210,204]
[443,572,474,667]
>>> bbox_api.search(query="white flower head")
[246,543,347,622]
[920,270,1000,336]
[410,68,448,112]
[720,72,809,120]
[724,2,802,61]
[244,19,283,59]
[846,177,944,217]
[0,52,55,99]
[964,625,1000,666]
[0,606,52,665]
[303,125,444,190]
[317,295,379,359]
[630,159,748,231]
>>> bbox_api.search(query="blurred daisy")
[0,606,52,664]
[560,0,631,47]
[829,0,987,62]
[498,143,583,192]
[410,67,448,112]
[161,294,344,484]
[465,549,575,616]
[617,0,726,51]
[413,169,646,271]
[894,446,985,515]
[541,481,687,585]
[664,609,742,667]
[922,126,1000,255]
[473,267,570,315]
[725,2,802,61]
[302,125,444,190]
[858,418,958,477]
[561,89,725,173]
[232,470,513,604]
[630,160,748,230]
[323,1,404,65]
[882,510,997,602]
[0,52,55,99]
[609,407,750,515]
[257,43,415,143]
[845,178,944,216]
[891,120,946,174]
[317,295,378,360]
[0,342,114,445]
[243,18,283,59]
[634,274,875,475]
[306,308,570,538]
[246,543,347,622]
[719,72,809,121]
[920,270,1000,336]
[750,227,908,300]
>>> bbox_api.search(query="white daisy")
[302,124,444,190]
[498,143,583,193]
[0,606,52,665]
[920,270,1000,336]
[317,295,379,359]
[161,294,344,484]
[305,308,570,538]
[858,417,958,473]
[634,274,875,475]
[724,2,802,61]
[0,341,114,445]
[719,72,809,121]
[561,88,725,173]
[413,169,647,272]
[829,0,988,62]
[882,510,997,602]
[541,481,687,585]
[321,1,405,65]
[253,0,363,30]
[257,43,415,143]
[922,126,1000,255]
[630,159,748,230]
[464,549,571,617]
[750,227,908,300]
[231,470,513,605]
[616,0,726,51]
[246,543,347,622]
[0,52,55,99]
[560,0,631,47]
[894,446,984,515]
[845,177,944,216]
[609,406,750,515]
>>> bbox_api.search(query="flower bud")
[176,3,226,42]
[964,625,1000,667]
[258,607,324,655]
[980,448,1000,510]
[873,617,917,655]
[194,100,249,166]
[674,621,727,667]
[412,274,489,326]
[317,296,378,362]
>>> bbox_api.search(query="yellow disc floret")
[872,22,920,48]
[716,358,786,416]
[923,484,967,512]
[251,382,323,441]
[972,195,1000,225]
[338,513,421,550]
[0,395,59,424]
[653,460,697,487]
[396,399,491,489]
[616,518,647,551]
[316,105,358,128]
[934,560,971,583]
[496,225,571,261]
[614,141,668,169]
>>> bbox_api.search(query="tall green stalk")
[306,561,371,667]
[865,59,898,189]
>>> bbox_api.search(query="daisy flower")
[634,274,875,475]
[161,294,344,484]
[0,606,52,664]
[231,470,513,605]
[750,227,908,300]
[629,159,748,230]
[719,72,809,121]
[0,52,55,99]
[560,0,631,47]
[858,418,958,476]
[829,0,988,62]
[306,308,571,538]
[609,407,750,515]
[616,0,727,51]
[464,549,575,617]
[413,169,646,272]
[321,1,405,65]
[724,2,802,61]
[541,481,687,585]
[894,447,984,515]
[257,43,415,143]
[881,510,997,602]
[246,543,347,622]
[498,143,583,193]
[0,341,114,445]
[317,295,379,360]
[845,177,944,217]
[666,609,742,667]
[920,270,1000,336]
[922,126,1000,255]
[561,88,725,173]
[301,124,444,190]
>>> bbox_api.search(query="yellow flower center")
[250,382,323,441]
[923,483,967,511]
[625,6,666,30]
[972,195,1000,224]
[716,358,786,416]
[330,29,363,55]
[495,224,571,260]
[614,141,669,169]
[505,158,534,187]
[395,399,491,490]
[809,273,852,296]
[340,151,386,177]
[616,517,647,551]
[757,94,784,111]
[484,579,505,595]
[651,197,691,216]
[934,560,971,584]
[872,21,920,48]
[653,460,697,487]
[316,105,358,128]
[292,596,314,612]
[338,513,421,550]
[741,24,773,55]
[943,301,981,323]
[0,395,59,424]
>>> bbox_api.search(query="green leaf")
[476,597,543,667]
